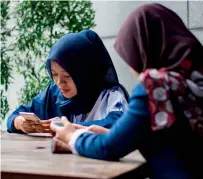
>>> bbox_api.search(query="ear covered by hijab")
[114,3,203,73]
[46,30,119,115]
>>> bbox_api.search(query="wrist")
[65,131,75,144]
[68,129,93,154]
[14,116,23,130]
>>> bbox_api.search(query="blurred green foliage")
[0,0,95,121]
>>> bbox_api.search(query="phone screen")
[52,120,64,127]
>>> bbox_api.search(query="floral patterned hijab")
[114,3,203,135]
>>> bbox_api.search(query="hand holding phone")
[19,112,40,122]
[51,120,64,127]
[15,112,51,133]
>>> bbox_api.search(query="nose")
[57,76,66,86]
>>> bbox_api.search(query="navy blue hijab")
[46,30,119,116]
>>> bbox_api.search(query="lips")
[60,89,69,94]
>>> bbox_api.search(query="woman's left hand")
[35,117,60,133]
[50,116,76,144]
[72,124,109,134]
[87,125,109,134]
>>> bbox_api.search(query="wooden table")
[1,131,146,179]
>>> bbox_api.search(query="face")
[51,61,77,98]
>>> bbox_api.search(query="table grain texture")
[1,131,146,179]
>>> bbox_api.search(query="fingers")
[21,117,72,134]
[87,125,109,134]
[21,124,36,133]
[35,123,50,129]
[22,120,35,125]
[87,125,97,133]
[50,122,61,133]
[39,128,51,133]
[35,125,50,133]
[21,121,35,131]
[61,116,71,126]
[40,123,50,128]
[40,120,51,124]
[35,124,46,130]
[72,124,87,129]
[51,137,71,153]
[43,129,51,133]
[48,117,61,121]
[23,121,51,133]
[22,128,36,133]
[35,125,51,133]
[22,122,34,127]
[23,127,35,133]
[35,128,50,133]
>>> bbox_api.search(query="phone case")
[19,112,40,122]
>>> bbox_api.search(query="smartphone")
[19,112,40,122]
[51,120,64,127]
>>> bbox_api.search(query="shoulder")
[131,83,148,97]
[102,86,127,99]
[101,86,128,113]
[127,84,149,114]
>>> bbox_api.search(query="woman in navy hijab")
[51,4,203,179]
[7,30,128,134]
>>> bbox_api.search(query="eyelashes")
[52,74,71,79]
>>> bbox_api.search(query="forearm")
[74,115,149,160]
[7,104,32,133]
[7,114,24,133]
[69,85,151,160]
[76,111,123,129]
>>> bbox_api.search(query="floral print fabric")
[139,60,203,136]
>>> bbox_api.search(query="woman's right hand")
[14,116,51,133]
[14,116,36,133]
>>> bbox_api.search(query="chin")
[63,93,76,99]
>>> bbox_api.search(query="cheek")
[63,81,77,98]
[53,77,58,84]
[70,82,77,94]
[65,79,77,94]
